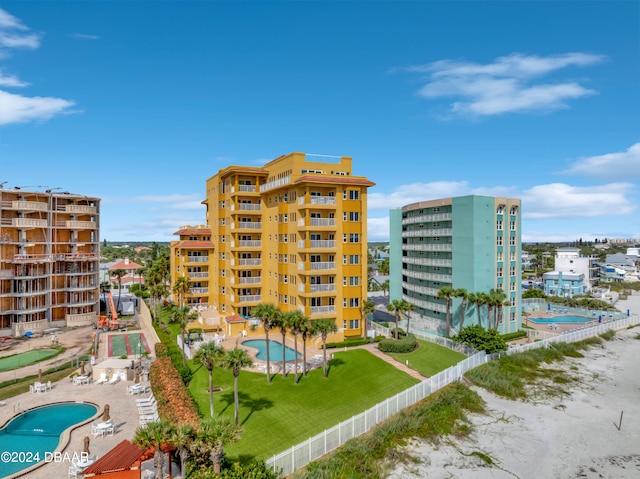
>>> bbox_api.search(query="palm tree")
[169,423,195,479]
[299,315,313,377]
[197,417,241,474]
[476,292,490,328]
[452,288,468,333]
[150,283,168,322]
[250,303,281,383]
[489,288,507,328]
[401,300,415,334]
[283,310,305,384]
[361,300,376,330]
[194,342,225,417]
[172,305,194,367]
[312,318,337,378]
[133,420,172,478]
[221,348,253,426]
[381,279,390,298]
[172,275,190,308]
[386,299,404,338]
[272,313,289,378]
[110,268,126,312]
[438,285,455,336]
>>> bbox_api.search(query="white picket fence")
[265,312,640,476]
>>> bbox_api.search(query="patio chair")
[46,380,52,391]
[136,395,156,406]
[107,374,120,385]
[94,373,108,385]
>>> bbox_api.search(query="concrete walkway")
[354,343,426,381]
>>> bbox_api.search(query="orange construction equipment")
[95,291,120,331]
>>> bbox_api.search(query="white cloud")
[406,52,605,117]
[0,8,40,54]
[367,216,390,242]
[0,70,28,87]
[521,183,636,219]
[0,90,76,125]
[69,33,100,40]
[368,181,472,210]
[560,143,640,179]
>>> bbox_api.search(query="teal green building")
[389,195,522,335]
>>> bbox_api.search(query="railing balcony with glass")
[189,287,209,294]
[238,294,261,303]
[188,272,209,278]
[185,256,209,263]
[310,305,336,315]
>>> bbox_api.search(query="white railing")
[402,256,451,267]
[309,283,336,293]
[310,305,336,315]
[13,218,48,228]
[238,258,261,266]
[238,277,261,284]
[239,240,262,248]
[235,222,262,229]
[189,287,208,294]
[12,201,49,211]
[309,262,335,271]
[310,240,335,248]
[309,196,336,205]
[238,184,256,192]
[66,204,96,214]
[238,294,261,303]
[402,270,451,282]
[186,256,208,263]
[402,229,452,237]
[260,176,290,193]
[309,218,335,227]
[267,312,640,476]
[188,272,208,278]
[401,213,452,224]
[66,220,96,229]
[237,203,261,211]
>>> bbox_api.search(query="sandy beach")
[388,326,640,479]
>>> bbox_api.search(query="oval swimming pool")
[242,339,301,361]
[529,315,594,324]
[0,402,98,478]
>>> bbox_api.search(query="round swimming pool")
[0,402,98,478]
[242,339,301,361]
[529,315,594,324]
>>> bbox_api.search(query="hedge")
[501,331,527,341]
[378,334,418,353]
[326,338,371,349]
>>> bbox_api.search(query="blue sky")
[1,1,638,243]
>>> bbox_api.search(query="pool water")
[242,339,301,361]
[529,315,594,324]
[0,402,98,478]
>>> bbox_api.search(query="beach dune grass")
[386,339,466,377]
[296,382,485,479]
[188,348,420,461]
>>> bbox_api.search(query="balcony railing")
[402,257,452,267]
[189,287,209,294]
[238,258,261,266]
[66,220,96,230]
[188,272,209,278]
[65,204,97,214]
[310,283,336,293]
[401,213,452,224]
[238,294,261,303]
[236,203,261,211]
[12,218,48,228]
[11,201,48,212]
[309,218,336,227]
[310,305,336,315]
[237,184,257,192]
[238,277,261,284]
[238,240,262,248]
[309,262,335,271]
[402,243,452,252]
[234,222,262,229]
[402,228,452,237]
[186,256,209,263]
[299,196,336,205]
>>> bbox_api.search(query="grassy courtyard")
[188,348,420,461]
[386,339,466,377]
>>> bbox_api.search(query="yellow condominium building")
[0,188,100,336]
[171,152,375,340]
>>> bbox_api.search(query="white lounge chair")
[94,373,108,385]
[136,394,156,405]
[107,374,120,385]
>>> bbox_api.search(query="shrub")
[452,325,507,354]
[501,331,527,342]
[326,338,371,349]
[149,356,200,427]
[373,335,385,343]
[378,334,417,353]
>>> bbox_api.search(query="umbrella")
[80,361,85,376]
[38,368,42,383]
[102,404,110,422]
[83,436,90,455]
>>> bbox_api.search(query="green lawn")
[188,348,420,462]
[0,348,60,372]
[387,339,466,377]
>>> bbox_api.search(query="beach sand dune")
[389,329,640,479]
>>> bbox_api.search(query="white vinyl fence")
[266,312,640,476]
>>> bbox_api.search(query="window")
[497,236,503,246]
[342,190,347,200]
[220,252,225,260]
[290,254,296,263]
[349,319,360,329]
[509,236,516,246]
[284,295,288,304]
[349,276,359,286]
[343,234,347,243]
[284,235,288,243]
[343,255,347,265]
[350,298,360,308]
[497,267,503,277]
[284,214,288,223]
[349,255,359,264]
[433,207,440,212]
[497,220,503,230]
[510,206,518,215]
[497,251,503,261]
[510,311,516,322]
[497,205,504,214]
[350,233,359,243]
[343,276,347,286]
[343,320,347,329]
[284,193,288,202]
[509,266,516,276]
[349,212,360,221]
[510,281,516,291]
[284,275,288,284]
[510,220,516,230]
[349,190,359,200]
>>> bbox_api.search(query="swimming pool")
[0,402,98,478]
[529,315,594,324]
[242,339,301,361]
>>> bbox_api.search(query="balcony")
[403,243,452,252]
[298,196,336,207]
[185,256,208,263]
[402,257,452,267]
[65,204,97,214]
[235,240,262,248]
[238,276,261,284]
[188,272,209,279]
[402,228,452,237]
[189,287,209,294]
[403,270,451,282]
[12,218,48,228]
[309,283,336,293]
[233,203,261,211]
[234,222,262,230]
[310,305,336,315]
[401,212,452,224]
[307,262,335,271]
[66,220,96,230]
[233,184,257,193]
[309,218,336,227]
[11,201,49,212]
[238,258,261,266]
[238,294,261,303]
